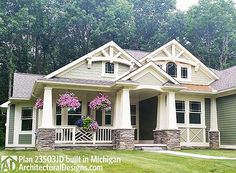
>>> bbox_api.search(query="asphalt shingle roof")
[12,73,44,99]
[211,66,236,91]
[124,49,150,61]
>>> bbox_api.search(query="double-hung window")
[189,101,201,124]
[181,67,188,79]
[68,102,82,125]
[176,101,185,124]
[105,62,114,74]
[21,107,33,131]
[130,105,137,126]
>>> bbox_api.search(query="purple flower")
[57,92,80,109]
[89,93,111,110]
[35,98,43,109]
[89,121,99,131]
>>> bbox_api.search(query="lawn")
[0,149,236,173]
[181,149,236,158]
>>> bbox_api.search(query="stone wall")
[112,129,135,150]
[153,129,181,150]
[36,128,56,151]
[209,131,219,149]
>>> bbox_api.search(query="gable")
[140,40,218,85]
[122,62,179,85]
[45,41,141,80]
[133,71,165,86]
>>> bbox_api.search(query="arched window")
[166,62,177,77]
[105,62,114,74]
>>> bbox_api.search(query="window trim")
[102,61,118,78]
[21,107,33,132]
[189,101,201,124]
[176,100,185,124]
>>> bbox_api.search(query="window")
[189,101,201,124]
[68,102,82,125]
[130,105,137,125]
[21,107,33,131]
[181,67,188,79]
[105,110,112,125]
[105,62,114,74]
[56,105,61,125]
[176,101,185,124]
[166,62,177,77]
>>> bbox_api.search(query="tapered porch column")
[112,88,134,150]
[153,92,180,150]
[209,97,219,149]
[37,87,55,151]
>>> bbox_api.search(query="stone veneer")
[209,131,220,149]
[36,128,56,151]
[112,129,135,150]
[153,129,181,150]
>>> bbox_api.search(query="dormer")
[140,40,219,85]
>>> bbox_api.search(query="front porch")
[35,83,219,150]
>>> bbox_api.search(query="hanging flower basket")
[57,92,80,110]
[35,98,43,109]
[75,117,99,131]
[89,93,111,111]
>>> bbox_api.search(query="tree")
[185,0,236,69]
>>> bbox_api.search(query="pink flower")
[35,98,43,109]
[89,93,111,110]
[57,92,80,109]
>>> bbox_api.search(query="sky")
[176,0,199,11]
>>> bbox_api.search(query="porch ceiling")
[130,89,160,101]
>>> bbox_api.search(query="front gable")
[140,40,219,85]
[122,62,179,86]
[44,41,141,81]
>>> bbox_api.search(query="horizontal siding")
[118,64,129,76]
[217,94,236,145]
[136,72,163,86]
[191,68,213,85]
[18,134,32,144]
[205,98,211,142]
[8,104,15,144]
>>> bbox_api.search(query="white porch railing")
[55,126,113,144]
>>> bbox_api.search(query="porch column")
[154,92,180,150]
[36,87,55,151]
[112,88,134,150]
[61,108,68,125]
[209,97,220,149]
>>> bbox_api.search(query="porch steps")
[134,144,167,151]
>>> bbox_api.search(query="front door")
[139,97,157,141]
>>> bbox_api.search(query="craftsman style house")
[1,40,236,150]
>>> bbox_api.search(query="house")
[1,40,236,150]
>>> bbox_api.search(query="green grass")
[181,149,236,158]
[0,149,236,173]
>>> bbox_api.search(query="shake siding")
[217,95,236,145]
[8,104,15,144]
[191,68,213,85]
[18,134,32,144]
[136,72,163,86]
[205,98,211,142]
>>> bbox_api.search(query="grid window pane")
[166,62,177,77]
[181,67,188,79]
[21,108,33,131]
[56,115,61,125]
[105,62,114,74]
[131,116,136,125]
[68,115,81,125]
[176,101,185,124]
[176,101,185,111]
[190,102,201,112]
[68,102,82,125]
[105,115,111,125]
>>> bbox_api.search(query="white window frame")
[176,100,185,124]
[176,96,205,128]
[68,102,82,125]
[102,61,118,78]
[21,107,33,132]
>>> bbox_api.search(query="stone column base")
[153,129,181,150]
[209,131,220,149]
[112,129,135,150]
[36,128,56,151]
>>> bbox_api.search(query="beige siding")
[205,98,211,142]
[190,68,213,85]
[135,72,163,86]
[118,64,130,76]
